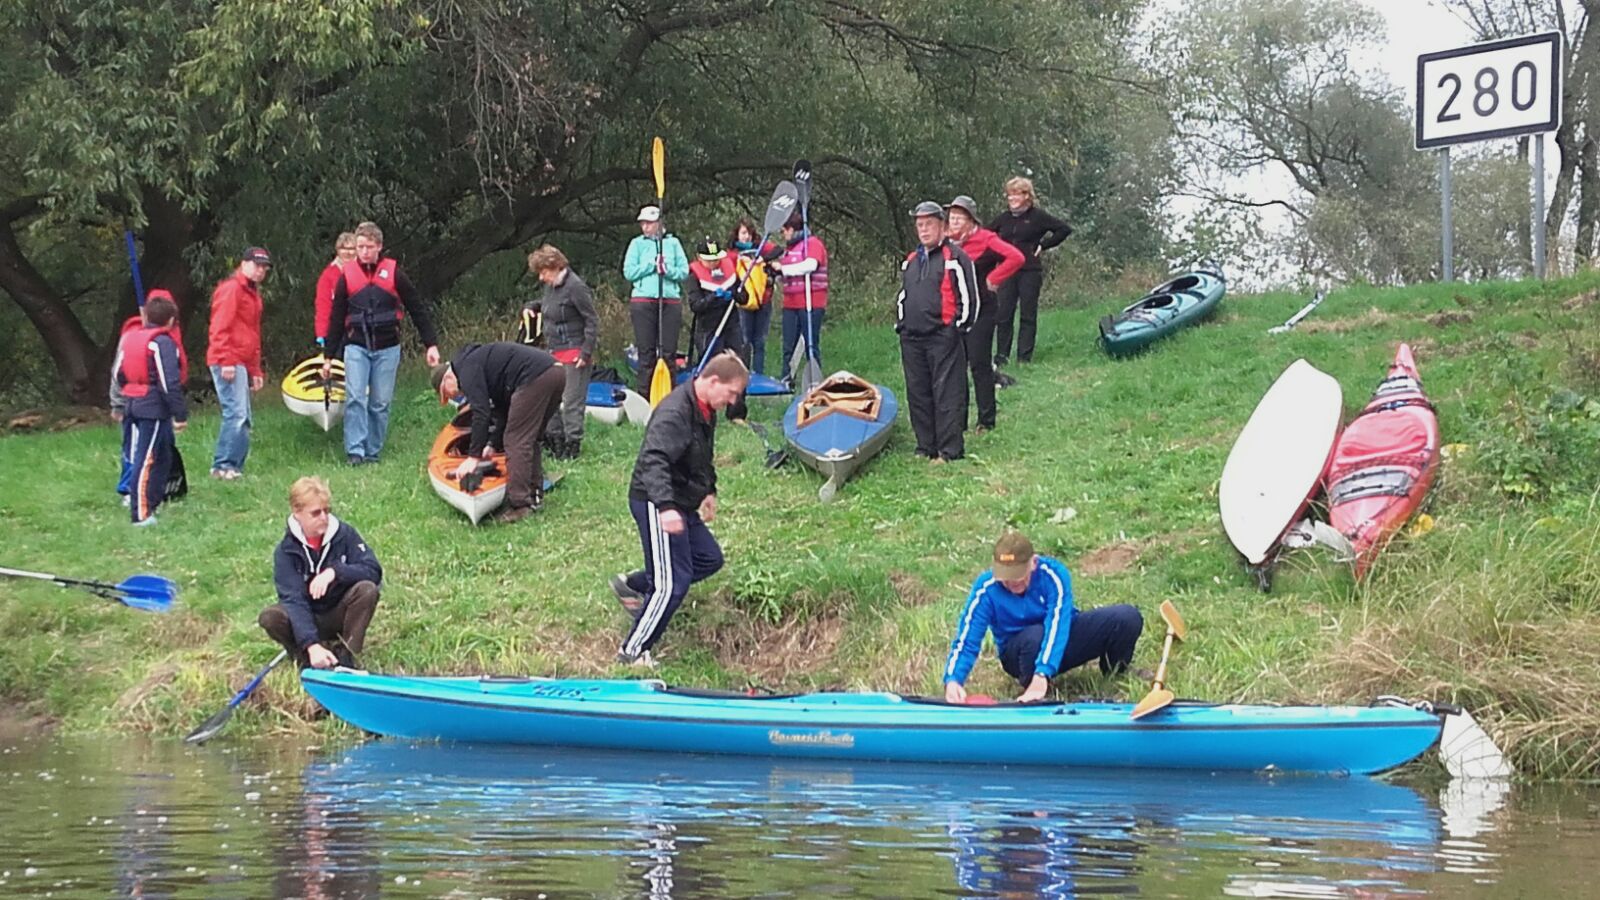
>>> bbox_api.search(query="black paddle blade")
[183,706,234,744]
[765,180,800,237]
[793,159,812,211]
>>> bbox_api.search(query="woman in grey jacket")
[529,244,599,459]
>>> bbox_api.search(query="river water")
[0,735,1594,898]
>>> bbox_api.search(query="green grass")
[5,273,1600,779]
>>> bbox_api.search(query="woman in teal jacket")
[624,205,691,395]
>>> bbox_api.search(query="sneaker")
[347,455,365,466]
[610,574,646,618]
[616,649,657,669]
[995,371,1018,389]
[494,504,535,524]
[120,494,131,508]
[132,515,158,527]
[993,355,1008,368]
[211,468,241,481]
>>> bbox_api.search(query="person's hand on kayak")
[453,457,480,479]
[307,644,339,669]
[944,681,967,705]
[1017,675,1049,703]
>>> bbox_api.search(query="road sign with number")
[1416,32,1562,150]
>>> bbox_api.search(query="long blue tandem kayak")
[300,670,1444,775]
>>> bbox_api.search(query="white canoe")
[1219,359,1343,565]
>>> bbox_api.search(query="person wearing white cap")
[622,205,690,396]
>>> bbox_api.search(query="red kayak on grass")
[1327,343,1441,577]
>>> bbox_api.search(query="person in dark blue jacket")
[116,295,189,526]
[943,531,1143,703]
[259,476,383,670]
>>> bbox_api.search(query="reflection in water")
[1,735,1588,897]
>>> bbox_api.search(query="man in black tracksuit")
[609,352,750,667]
[987,177,1072,366]
[432,342,566,523]
[897,201,979,461]
[260,476,383,671]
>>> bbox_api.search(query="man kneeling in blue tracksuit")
[943,531,1144,704]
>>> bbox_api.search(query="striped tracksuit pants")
[620,498,724,657]
[128,417,175,523]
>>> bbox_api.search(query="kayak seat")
[795,373,882,426]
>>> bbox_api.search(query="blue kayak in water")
[1099,270,1226,356]
[300,670,1443,775]
[782,371,899,502]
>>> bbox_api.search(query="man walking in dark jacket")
[259,476,382,670]
[432,342,566,523]
[897,201,980,462]
[326,221,442,465]
[610,351,749,667]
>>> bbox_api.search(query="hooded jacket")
[272,513,384,649]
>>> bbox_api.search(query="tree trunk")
[0,209,101,405]
[1579,137,1600,266]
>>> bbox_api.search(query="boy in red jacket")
[206,247,270,479]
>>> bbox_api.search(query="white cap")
[637,205,662,223]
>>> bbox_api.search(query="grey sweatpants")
[552,362,592,445]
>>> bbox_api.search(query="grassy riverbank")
[4,274,1600,779]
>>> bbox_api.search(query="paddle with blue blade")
[184,649,290,744]
[0,565,177,613]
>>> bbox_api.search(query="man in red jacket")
[206,247,270,480]
[946,196,1024,430]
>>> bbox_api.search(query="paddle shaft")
[794,161,820,387]
[1,566,116,592]
[229,650,289,710]
[1149,628,1177,690]
[125,231,146,307]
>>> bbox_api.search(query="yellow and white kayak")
[281,355,347,432]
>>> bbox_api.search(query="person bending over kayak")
[609,351,749,668]
[259,476,382,670]
[943,531,1144,704]
[431,342,566,523]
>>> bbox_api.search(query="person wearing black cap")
[943,531,1144,704]
[896,201,979,461]
[946,195,1024,430]
[206,246,271,480]
[988,176,1072,366]
[431,342,565,523]
[326,221,441,466]
[686,237,749,421]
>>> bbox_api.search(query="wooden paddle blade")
[1160,600,1187,641]
[651,137,666,199]
[649,360,672,407]
[1130,687,1174,720]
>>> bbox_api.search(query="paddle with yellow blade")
[1130,600,1187,720]
[648,136,673,407]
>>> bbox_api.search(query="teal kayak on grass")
[300,669,1443,775]
[1099,270,1226,356]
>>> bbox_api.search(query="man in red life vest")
[112,289,189,504]
[686,237,749,421]
[313,231,357,349]
[325,221,441,465]
[117,294,188,525]
[206,247,269,480]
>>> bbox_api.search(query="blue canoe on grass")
[300,670,1444,775]
[623,346,793,398]
[1099,270,1226,357]
[782,371,899,502]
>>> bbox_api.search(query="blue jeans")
[780,307,824,378]
[342,344,402,460]
[209,364,252,472]
[738,304,774,376]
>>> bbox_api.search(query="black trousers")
[631,300,684,396]
[899,328,968,460]
[258,581,381,669]
[995,268,1044,363]
[622,499,724,657]
[503,365,567,509]
[964,295,998,429]
[692,308,749,421]
[998,604,1144,685]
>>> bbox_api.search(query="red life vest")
[341,258,405,329]
[117,325,175,398]
[689,256,739,292]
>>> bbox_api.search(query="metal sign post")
[1416,31,1562,282]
